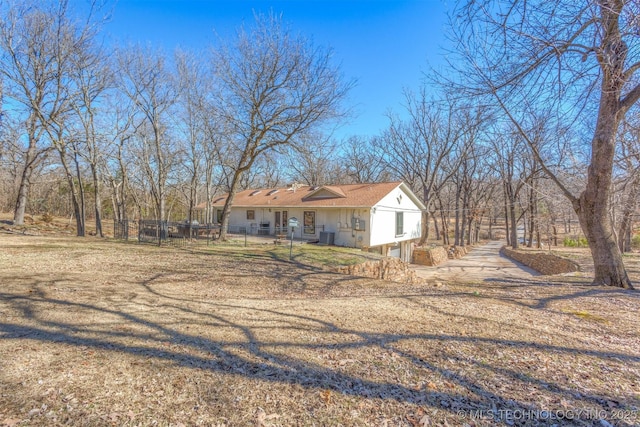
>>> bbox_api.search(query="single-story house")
[197,181,426,262]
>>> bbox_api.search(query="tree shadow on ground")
[1,271,639,426]
[472,277,640,310]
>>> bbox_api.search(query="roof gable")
[302,186,346,200]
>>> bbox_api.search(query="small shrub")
[41,213,54,223]
[632,234,640,250]
[563,236,588,248]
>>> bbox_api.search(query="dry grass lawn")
[1,232,639,426]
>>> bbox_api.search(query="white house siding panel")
[225,208,271,233]
[333,208,371,248]
[369,187,422,248]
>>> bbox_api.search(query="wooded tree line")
[0,0,638,288]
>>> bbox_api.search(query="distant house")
[197,182,425,262]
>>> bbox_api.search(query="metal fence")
[113,220,218,245]
[113,219,325,246]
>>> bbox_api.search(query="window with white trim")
[395,212,404,236]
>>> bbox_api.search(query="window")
[395,212,404,236]
[216,209,223,223]
[303,211,316,235]
[246,210,255,220]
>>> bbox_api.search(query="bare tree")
[614,114,640,252]
[488,127,535,249]
[0,0,60,225]
[377,92,472,244]
[175,49,208,230]
[283,132,343,186]
[117,45,178,242]
[341,135,390,184]
[102,90,136,223]
[0,0,105,235]
[212,13,352,240]
[70,35,111,237]
[0,116,27,212]
[451,0,640,288]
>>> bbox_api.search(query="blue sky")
[104,0,451,139]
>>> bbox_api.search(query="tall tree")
[378,93,472,244]
[102,91,136,223]
[212,13,352,240]
[0,0,104,235]
[283,133,343,186]
[340,135,389,184]
[175,49,208,230]
[0,0,59,225]
[70,34,111,237]
[614,114,640,252]
[117,45,178,242]
[488,127,533,249]
[452,0,640,288]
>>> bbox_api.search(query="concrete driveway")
[412,240,540,282]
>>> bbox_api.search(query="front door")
[274,211,288,234]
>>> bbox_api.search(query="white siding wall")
[226,208,272,233]
[332,208,371,248]
[369,187,422,247]
[225,207,374,247]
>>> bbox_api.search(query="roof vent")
[267,189,279,196]
[249,190,262,196]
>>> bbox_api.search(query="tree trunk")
[432,208,440,241]
[616,176,640,252]
[72,149,86,237]
[110,181,120,222]
[91,165,103,237]
[440,208,449,245]
[573,64,633,288]
[488,215,493,240]
[575,195,632,288]
[13,162,33,225]
[58,147,85,237]
[527,180,536,247]
[454,184,461,246]
[460,190,469,247]
[418,187,431,245]
[503,184,510,246]
[419,210,429,245]
[509,198,518,249]
[218,167,245,241]
[13,133,41,225]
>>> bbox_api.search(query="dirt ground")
[1,232,639,426]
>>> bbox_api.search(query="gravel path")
[413,240,540,282]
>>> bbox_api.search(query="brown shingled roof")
[197,182,409,209]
